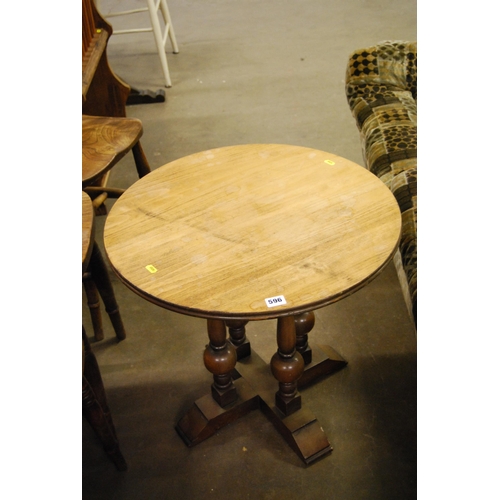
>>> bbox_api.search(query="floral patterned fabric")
[345,41,417,326]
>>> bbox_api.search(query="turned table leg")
[295,311,314,365]
[293,311,348,388]
[271,316,304,416]
[175,319,259,447]
[203,319,238,407]
[225,319,250,360]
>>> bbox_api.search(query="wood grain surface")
[103,144,401,319]
[82,191,95,272]
[82,115,143,186]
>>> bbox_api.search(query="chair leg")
[132,141,152,178]
[83,272,104,342]
[83,328,127,471]
[147,0,173,87]
[159,0,179,53]
[89,242,127,341]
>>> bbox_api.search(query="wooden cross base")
[175,344,347,465]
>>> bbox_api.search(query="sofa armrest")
[346,40,417,102]
[345,40,417,326]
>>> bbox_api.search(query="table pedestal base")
[175,344,347,465]
[298,343,348,388]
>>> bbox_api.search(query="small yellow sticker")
[324,160,335,165]
[146,265,157,273]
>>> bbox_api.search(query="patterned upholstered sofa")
[345,40,417,326]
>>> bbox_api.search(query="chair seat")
[82,115,144,186]
[82,192,95,272]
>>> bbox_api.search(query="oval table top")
[104,144,401,320]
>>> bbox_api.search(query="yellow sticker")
[96,29,102,33]
[324,160,335,165]
[146,265,157,273]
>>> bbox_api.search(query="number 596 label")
[265,295,287,308]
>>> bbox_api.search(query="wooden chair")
[82,114,151,214]
[82,192,127,470]
[83,326,127,471]
[82,191,126,341]
[83,0,130,118]
[83,1,152,213]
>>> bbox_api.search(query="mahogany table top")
[103,144,401,320]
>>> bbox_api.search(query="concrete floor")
[83,0,417,498]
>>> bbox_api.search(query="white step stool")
[105,0,179,87]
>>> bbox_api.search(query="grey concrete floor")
[83,1,417,498]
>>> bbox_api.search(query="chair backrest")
[82,0,130,117]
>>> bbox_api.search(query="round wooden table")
[103,144,401,464]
